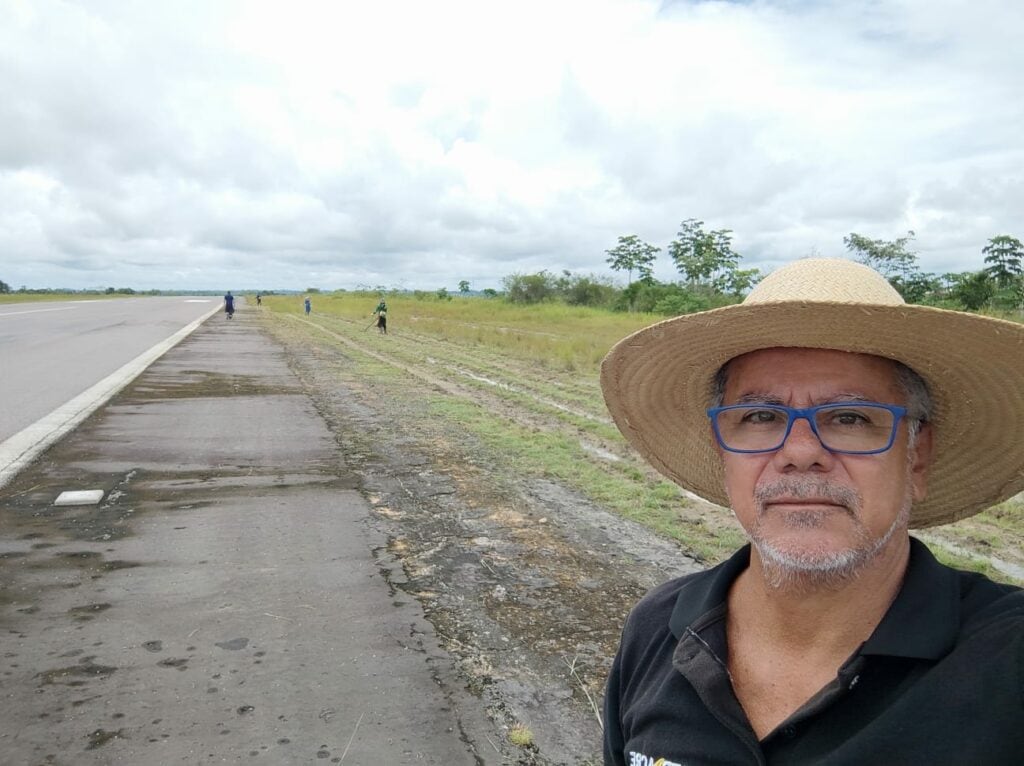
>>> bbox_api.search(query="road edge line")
[0,303,222,489]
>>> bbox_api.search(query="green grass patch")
[508,723,534,747]
[424,394,744,563]
[975,497,1024,538]
[927,545,1021,586]
[262,291,660,374]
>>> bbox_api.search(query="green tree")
[949,271,995,311]
[605,235,660,286]
[0,279,10,294]
[982,235,1023,288]
[482,288,498,298]
[843,231,918,279]
[436,287,452,301]
[897,272,940,304]
[668,219,741,292]
[458,280,471,294]
[721,267,762,297]
[843,231,937,302]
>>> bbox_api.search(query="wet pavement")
[0,308,496,764]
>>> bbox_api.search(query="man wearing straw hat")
[600,258,1023,765]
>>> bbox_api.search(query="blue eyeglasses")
[707,402,908,455]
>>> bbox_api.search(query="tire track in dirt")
[300,314,606,417]
[289,314,729,519]
[280,313,744,557]
[285,315,629,466]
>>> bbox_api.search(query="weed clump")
[508,722,534,747]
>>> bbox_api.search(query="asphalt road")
[0,306,495,763]
[0,297,224,487]
[0,297,223,441]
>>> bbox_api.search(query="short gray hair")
[710,355,933,438]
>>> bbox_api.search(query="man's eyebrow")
[822,394,876,404]
[730,393,879,406]
[733,393,785,405]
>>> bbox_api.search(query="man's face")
[718,348,932,585]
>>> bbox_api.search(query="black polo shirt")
[603,538,1024,765]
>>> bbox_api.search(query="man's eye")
[826,410,871,426]
[740,409,779,424]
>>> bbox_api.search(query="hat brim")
[600,301,1024,528]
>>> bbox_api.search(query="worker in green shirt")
[372,298,387,335]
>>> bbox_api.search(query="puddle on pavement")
[124,369,299,400]
[68,603,112,621]
[86,728,125,749]
[38,659,118,685]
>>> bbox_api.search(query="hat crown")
[745,258,904,306]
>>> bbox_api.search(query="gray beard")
[749,477,911,592]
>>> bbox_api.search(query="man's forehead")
[723,348,902,388]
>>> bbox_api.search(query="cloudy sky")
[2,0,1021,291]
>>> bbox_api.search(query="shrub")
[503,271,558,304]
[555,272,618,307]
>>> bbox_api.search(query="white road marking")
[0,303,223,489]
[0,306,78,317]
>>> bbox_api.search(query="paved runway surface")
[0,306,495,763]
[0,296,221,441]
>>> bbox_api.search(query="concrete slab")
[54,490,105,506]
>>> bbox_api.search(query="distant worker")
[224,291,234,319]
[372,297,387,335]
[304,296,311,316]
[256,293,262,307]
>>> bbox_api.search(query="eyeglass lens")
[714,404,897,453]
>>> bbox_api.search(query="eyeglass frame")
[706,401,909,455]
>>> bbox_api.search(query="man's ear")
[910,422,934,502]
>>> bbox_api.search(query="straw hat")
[600,258,1024,528]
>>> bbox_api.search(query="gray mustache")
[754,479,860,511]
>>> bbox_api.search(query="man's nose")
[773,415,833,471]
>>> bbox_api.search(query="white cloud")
[0,0,1021,290]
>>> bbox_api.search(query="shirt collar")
[860,537,959,659]
[667,538,960,660]
[668,545,751,638]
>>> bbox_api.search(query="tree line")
[499,221,1023,315]
[499,219,758,314]
[5,225,1021,316]
[0,281,161,296]
[842,231,1022,311]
